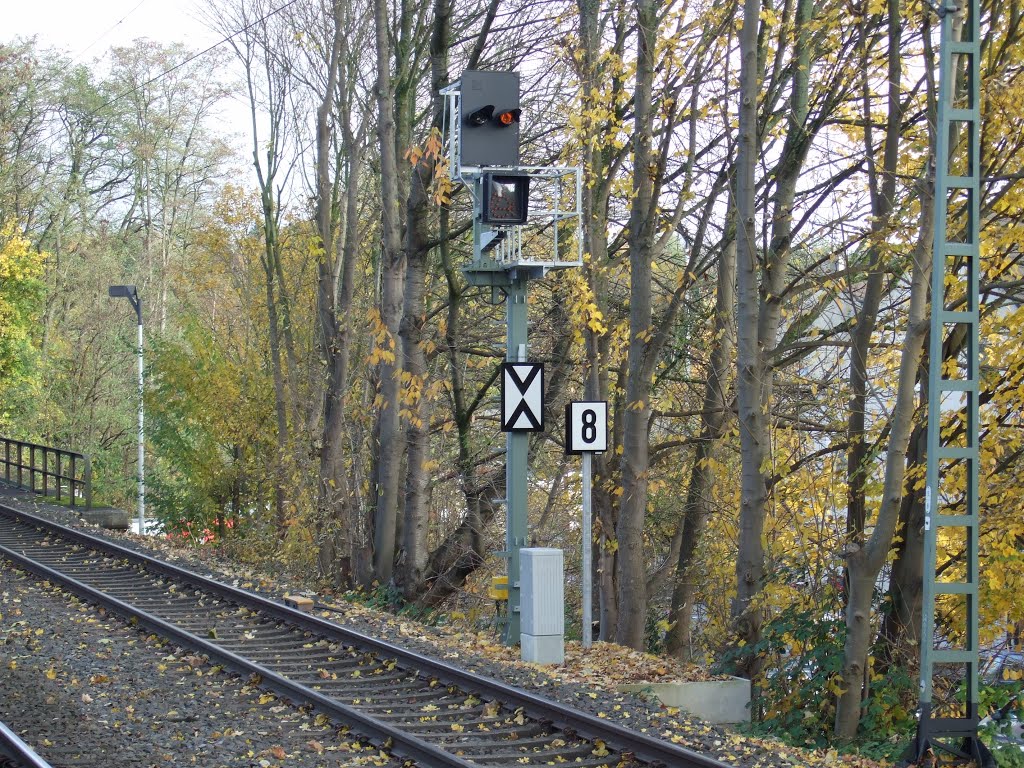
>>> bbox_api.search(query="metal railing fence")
[1,437,92,509]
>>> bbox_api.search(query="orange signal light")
[494,108,521,126]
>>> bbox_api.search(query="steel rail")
[0,503,730,768]
[0,538,475,768]
[0,720,54,768]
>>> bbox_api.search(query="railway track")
[0,504,730,768]
[0,720,54,768]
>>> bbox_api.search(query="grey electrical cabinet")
[520,548,564,664]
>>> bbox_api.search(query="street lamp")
[109,285,145,535]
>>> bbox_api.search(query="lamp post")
[109,285,145,535]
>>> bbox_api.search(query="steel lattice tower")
[906,0,991,763]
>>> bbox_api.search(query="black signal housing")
[459,70,521,167]
[481,173,530,225]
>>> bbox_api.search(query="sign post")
[581,451,593,648]
[566,401,608,648]
[501,357,544,643]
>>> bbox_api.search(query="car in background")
[981,650,1024,752]
[983,650,1024,685]
[982,707,1023,752]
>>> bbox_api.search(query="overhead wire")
[91,0,302,117]
[25,0,302,153]
[70,0,152,65]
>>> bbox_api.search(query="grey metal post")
[136,317,145,534]
[503,273,529,645]
[581,450,593,648]
[83,455,92,510]
[109,285,145,534]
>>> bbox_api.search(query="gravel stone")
[0,566,405,768]
[0,486,880,768]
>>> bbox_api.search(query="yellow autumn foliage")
[0,224,46,425]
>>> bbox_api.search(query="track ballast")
[0,503,733,768]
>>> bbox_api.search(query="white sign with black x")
[501,362,544,432]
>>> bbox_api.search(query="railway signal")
[441,69,583,649]
[501,363,544,432]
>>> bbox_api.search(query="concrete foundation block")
[521,632,564,665]
[617,676,750,724]
[80,507,131,530]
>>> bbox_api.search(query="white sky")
[4,0,258,164]
[3,0,220,61]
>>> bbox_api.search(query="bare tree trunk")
[731,0,766,668]
[370,0,406,584]
[256,145,297,537]
[396,0,450,598]
[732,0,819,677]
[314,0,353,586]
[614,0,659,651]
[337,35,370,584]
[262,246,289,533]
[835,169,934,739]
[835,5,952,736]
[397,186,430,594]
[666,236,735,660]
[847,0,904,550]
[575,0,621,642]
[876,421,926,671]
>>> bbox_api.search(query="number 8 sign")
[565,401,608,454]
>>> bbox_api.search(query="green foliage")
[721,600,915,751]
[981,681,1024,768]
[751,604,847,747]
[218,514,288,565]
[644,609,668,655]
[87,448,136,511]
[347,582,404,610]
[860,664,916,738]
[0,225,45,429]
[146,317,273,540]
[342,583,436,623]
[990,742,1024,768]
